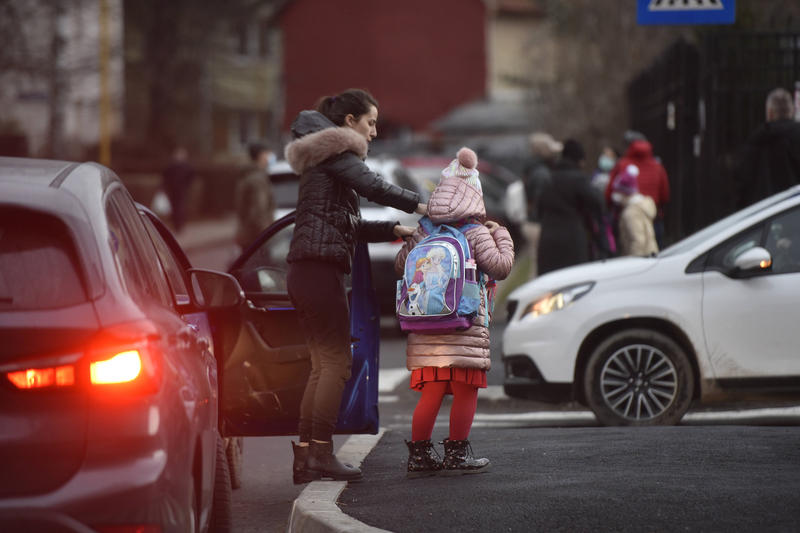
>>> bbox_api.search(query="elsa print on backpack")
[397,217,481,331]
[394,147,515,477]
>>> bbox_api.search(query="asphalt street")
[341,425,800,533]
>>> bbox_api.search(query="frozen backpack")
[396,217,482,334]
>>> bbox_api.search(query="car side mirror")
[732,246,772,277]
[188,268,245,309]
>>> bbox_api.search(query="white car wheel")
[584,329,694,426]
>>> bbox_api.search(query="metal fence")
[628,32,800,244]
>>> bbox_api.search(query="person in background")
[604,134,670,249]
[235,142,275,250]
[395,147,514,478]
[161,145,195,232]
[537,139,607,275]
[520,132,562,277]
[612,164,658,257]
[590,145,619,258]
[591,145,618,194]
[734,87,800,210]
[285,88,426,483]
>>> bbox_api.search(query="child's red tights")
[411,381,478,441]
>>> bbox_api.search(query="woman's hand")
[484,220,500,234]
[393,224,416,239]
[414,203,428,215]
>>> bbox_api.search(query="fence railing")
[628,32,800,244]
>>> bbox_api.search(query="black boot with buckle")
[441,438,490,475]
[291,441,319,485]
[405,439,443,478]
[307,440,363,481]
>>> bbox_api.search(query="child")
[611,164,659,257]
[394,147,515,477]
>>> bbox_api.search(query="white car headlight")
[521,282,595,319]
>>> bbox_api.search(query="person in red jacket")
[605,139,670,247]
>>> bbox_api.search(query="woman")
[285,89,426,482]
[536,138,607,275]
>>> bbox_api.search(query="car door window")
[764,207,800,275]
[232,222,293,293]
[141,214,192,306]
[106,190,172,308]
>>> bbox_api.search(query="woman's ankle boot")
[406,439,443,478]
[441,438,490,475]
[307,440,363,481]
[291,441,318,484]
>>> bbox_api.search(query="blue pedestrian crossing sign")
[637,0,736,25]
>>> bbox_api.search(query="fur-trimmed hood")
[284,110,368,174]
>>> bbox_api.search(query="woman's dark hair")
[315,89,378,126]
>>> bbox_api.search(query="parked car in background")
[0,157,381,532]
[268,156,423,315]
[503,185,800,426]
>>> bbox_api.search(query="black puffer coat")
[537,158,605,275]
[284,110,420,273]
[734,118,800,209]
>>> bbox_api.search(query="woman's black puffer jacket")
[284,110,420,273]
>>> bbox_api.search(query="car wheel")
[226,437,243,490]
[209,434,233,533]
[584,328,694,426]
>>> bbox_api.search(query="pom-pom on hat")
[613,164,640,195]
[441,147,482,193]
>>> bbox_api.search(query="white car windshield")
[659,186,800,257]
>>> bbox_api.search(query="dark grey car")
[0,156,381,532]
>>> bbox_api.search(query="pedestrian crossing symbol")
[637,0,735,25]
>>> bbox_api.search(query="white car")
[503,185,800,426]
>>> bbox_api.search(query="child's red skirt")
[409,367,487,392]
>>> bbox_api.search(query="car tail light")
[87,320,162,394]
[3,320,162,394]
[90,350,142,385]
[7,365,75,390]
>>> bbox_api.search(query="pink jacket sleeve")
[465,225,515,280]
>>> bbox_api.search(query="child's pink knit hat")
[441,147,482,194]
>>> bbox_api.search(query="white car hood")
[509,256,658,301]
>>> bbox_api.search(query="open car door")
[212,212,381,437]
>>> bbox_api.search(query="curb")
[287,429,392,533]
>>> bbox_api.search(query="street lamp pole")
[99,0,111,167]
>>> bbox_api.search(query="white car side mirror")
[733,246,772,274]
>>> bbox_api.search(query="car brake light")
[7,365,75,390]
[90,350,142,384]
[87,320,162,394]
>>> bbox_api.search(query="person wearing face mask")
[591,146,618,194]
[589,146,619,258]
[284,88,427,483]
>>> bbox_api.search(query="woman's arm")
[394,227,425,276]
[327,152,421,213]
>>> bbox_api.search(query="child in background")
[394,147,515,477]
[612,164,659,257]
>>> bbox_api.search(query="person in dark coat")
[284,89,426,484]
[537,139,606,276]
[161,145,195,232]
[734,87,800,210]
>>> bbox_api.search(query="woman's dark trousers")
[287,260,352,443]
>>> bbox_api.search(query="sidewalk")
[174,212,237,254]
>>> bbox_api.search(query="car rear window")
[0,209,87,309]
